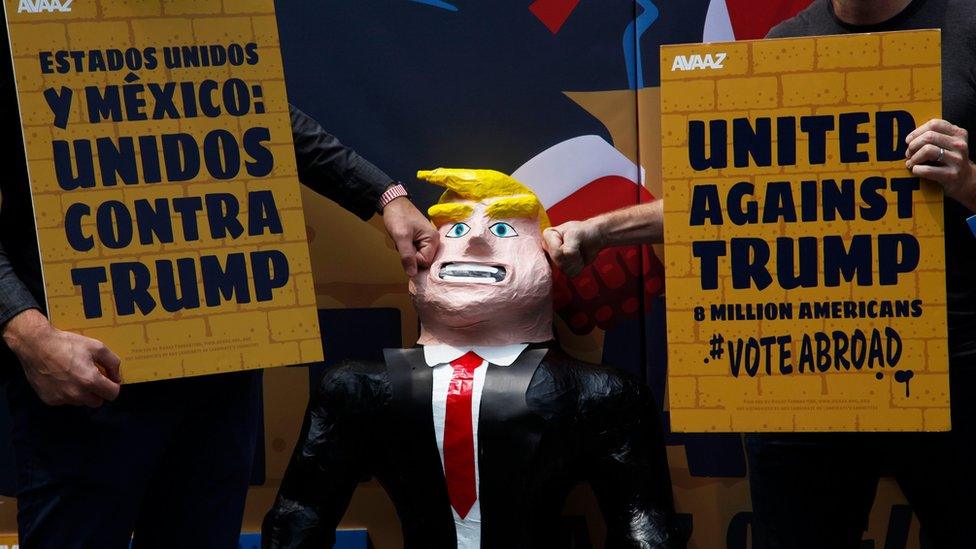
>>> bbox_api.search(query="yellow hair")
[428,202,474,226]
[417,168,550,229]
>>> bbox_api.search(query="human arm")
[0,241,121,407]
[262,362,388,548]
[544,200,663,277]
[905,119,976,213]
[289,105,438,275]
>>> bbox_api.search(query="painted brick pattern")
[660,31,949,432]
[6,0,323,382]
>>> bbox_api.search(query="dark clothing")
[9,370,261,549]
[0,15,394,548]
[263,347,686,549]
[749,2,976,548]
[768,0,976,358]
[747,366,976,549]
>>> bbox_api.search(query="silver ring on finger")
[937,146,945,163]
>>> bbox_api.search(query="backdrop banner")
[662,30,949,432]
[3,0,323,382]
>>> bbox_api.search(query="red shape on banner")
[724,0,814,40]
[547,175,647,225]
[443,351,482,519]
[529,0,581,34]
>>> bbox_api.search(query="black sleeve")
[0,19,40,328]
[0,239,40,327]
[585,373,689,549]
[289,105,393,221]
[262,361,389,549]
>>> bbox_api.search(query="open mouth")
[438,262,507,284]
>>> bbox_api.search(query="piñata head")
[411,169,553,347]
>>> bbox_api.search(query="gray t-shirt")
[769,0,976,359]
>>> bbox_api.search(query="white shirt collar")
[423,343,530,367]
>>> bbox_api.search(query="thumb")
[91,341,122,384]
[414,227,440,270]
[559,230,585,276]
[542,227,564,255]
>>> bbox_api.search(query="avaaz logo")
[17,0,73,13]
[671,53,727,71]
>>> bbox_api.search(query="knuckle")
[62,389,82,405]
[79,374,99,389]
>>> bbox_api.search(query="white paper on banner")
[512,135,644,208]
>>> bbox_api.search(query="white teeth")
[441,275,496,284]
[438,262,507,283]
[441,263,499,275]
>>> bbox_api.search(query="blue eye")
[489,222,518,238]
[446,223,471,238]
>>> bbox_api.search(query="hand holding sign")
[3,309,121,408]
[905,118,976,212]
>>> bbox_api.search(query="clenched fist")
[382,196,440,277]
[543,201,666,334]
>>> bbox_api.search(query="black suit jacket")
[263,347,686,548]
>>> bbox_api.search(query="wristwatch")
[378,183,409,212]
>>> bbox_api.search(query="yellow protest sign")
[4,0,323,382]
[661,30,948,432]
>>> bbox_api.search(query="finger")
[91,341,122,383]
[395,237,419,277]
[85,369,121,402]
[910,164,957,187]
[560,233,585,277]
[906,130,965,158]
[415,230,440,269]
[542,228,563,254]
[906,119,958,144]
[415,242,436,270]
[561,230,583,256]
[906,143,951,168]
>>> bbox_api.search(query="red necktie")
[443,351,482,519]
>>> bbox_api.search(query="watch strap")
[378,183,409,212]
